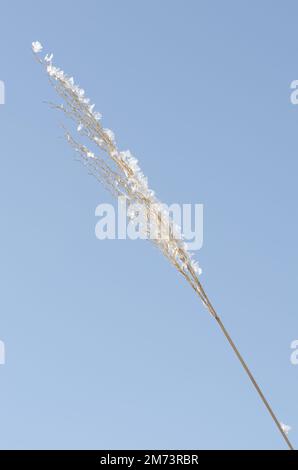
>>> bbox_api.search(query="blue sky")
[0,0,297,449]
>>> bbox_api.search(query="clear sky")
[0,0,297,450]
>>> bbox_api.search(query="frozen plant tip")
[32,41,43,54]
[32,41,294,450]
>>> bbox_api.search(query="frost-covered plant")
[32,41,293,450]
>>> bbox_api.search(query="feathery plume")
[32,41,294,450]
[32,41,204,301]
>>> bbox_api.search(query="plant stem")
[198,287,294,450]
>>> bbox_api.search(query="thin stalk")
[198,286,294,450]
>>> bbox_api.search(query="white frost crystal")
[32,41,43,53]
[103,128,115,143]
[44,53,53,63]
[280,422,291,435]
